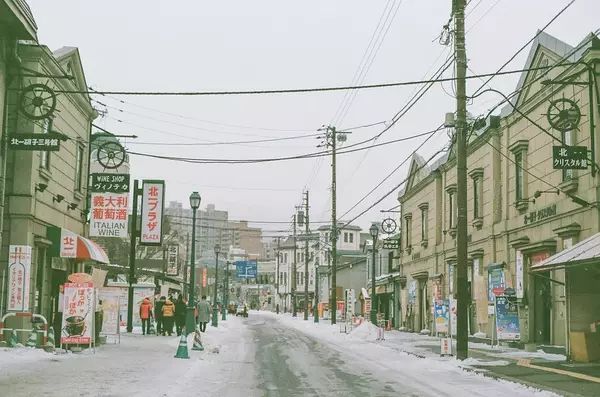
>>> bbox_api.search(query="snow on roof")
[532,232,600,271]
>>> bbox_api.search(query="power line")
[45,64,575,97]
[126,133,321,146]
[165,213,330,224]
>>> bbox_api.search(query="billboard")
[140,180,165,245]
[7,245,32,312]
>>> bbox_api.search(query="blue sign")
[235,260,257,279]
[495,296,520,340]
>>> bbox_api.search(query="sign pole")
[126,180,140,333]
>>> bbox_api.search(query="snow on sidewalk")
[257,311,560,397]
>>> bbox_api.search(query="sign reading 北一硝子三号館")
[140,180,165,246]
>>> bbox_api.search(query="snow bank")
[460,357,511,367]
[348,321,380,341]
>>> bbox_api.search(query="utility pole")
[454,0,469,360]
[276,237,280,314]
[292,214,297,317]
[126,180,140,333]
[303,190,310,321]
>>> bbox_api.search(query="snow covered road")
[0,313,559,397]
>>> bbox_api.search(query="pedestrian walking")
[175,295,187,336]
[162,297,176,336]
[139,297,153,335]
[155,296,166,335]
[197,295,211,332]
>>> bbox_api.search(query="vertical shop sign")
[488,265,505,303]
[7,245,32,312]
[515,250,524,299]
[60,229,77,258]
[140,180,165,245]
[166,245,179,276]
[61,282,95,345]
[89,192,129,237]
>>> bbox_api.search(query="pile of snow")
[348,321,380,341]
[473,332,487,338]
[419,329,431,335]
[460,357,510,367]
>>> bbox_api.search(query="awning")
[360,287,369,299]
[47,226,110,264]
[531,233,600,272]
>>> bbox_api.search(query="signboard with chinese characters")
[90,173,130,193]
[202,267,207,288]
[524,204,557,225]
[140,180,165,246]
[515,250,524,299]
[552,146,589,169]
[61,282,95,345]
[89,192,129,238]
[166,245,179,276]
[60,228,78,258]
[382,238,400,249]
[8,133,61,151]
[7,245,32,312]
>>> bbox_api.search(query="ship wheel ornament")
[19,83,57,120]
[381,218,397,234]
[97,141,126,169]
[546,98,581,132]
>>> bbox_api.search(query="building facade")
[396,32,600,359]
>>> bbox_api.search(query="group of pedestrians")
[139,294,212,336]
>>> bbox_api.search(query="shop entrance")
[531,252,552,345]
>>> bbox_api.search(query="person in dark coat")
[175,295,187,336]
[197,295,211,332]
[162,298,176,336]
[155,296,166,336]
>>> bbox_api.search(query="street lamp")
[369,223,379,324]
[186,191,201,335]
[212,244,220,327]
[222,260,230,321]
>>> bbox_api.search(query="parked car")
[236,304,248,317]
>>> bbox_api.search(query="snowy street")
[0,312,566,397]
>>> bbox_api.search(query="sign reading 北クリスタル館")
[140,180,165,246]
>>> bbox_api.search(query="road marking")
[517,358,600,384]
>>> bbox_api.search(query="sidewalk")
[376,329,600,397]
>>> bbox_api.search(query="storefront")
[532,233,600,362]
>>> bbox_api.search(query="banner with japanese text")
[89,192,129,238]
[166,245,179,275]
[61,282,95,344]
[140,180,165,246]
[60,228,77,258]
[7,245,32,312]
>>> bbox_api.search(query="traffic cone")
[26,329,37,348]
[47,326,56,348]
[148,319,156,335]
[8,331,18,348]
[192,326,204,351]
[174,334,189,359]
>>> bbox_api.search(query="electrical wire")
[125,133,321,146]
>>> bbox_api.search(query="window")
[40,118,52,170]
[284,253,288,263]
[469,168,484,223]
[404,214,412,249]
[388,252,394,274]
[515,151,524,201]
[284,272,287,285]
[75,145,84,192]
[473,177,481,218]
[418,203,429,243]
[344,232,349,243]
[349,233,354,243]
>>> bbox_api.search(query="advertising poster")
[117,287,155,327]
[450,296,457,336]
[7,245,32,312]
[408,280,417,305]
[140,180,165,245]
[488,266,505,303]
[89,192,129,238]
[515,250,524,299]
[434,300,449,334]
[495,296,520,340]
[61,282,95,344]
[98,288,120,337]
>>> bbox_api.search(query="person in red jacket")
[139,297,153,335]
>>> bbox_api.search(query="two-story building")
[396,31,600,359]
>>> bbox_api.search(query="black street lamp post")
[186,192,201,335]
[212,244,220,327]
[222,260,230,321]
[369,223,379,324]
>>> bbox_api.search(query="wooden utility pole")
[292,214,297,317]
[454,0,469,360]
[303,190,310,320]
[329,126,338,325]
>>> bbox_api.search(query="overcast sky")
[28,0,599,236]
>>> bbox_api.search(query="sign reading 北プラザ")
[7,245,32,312]
[140,180,165,246]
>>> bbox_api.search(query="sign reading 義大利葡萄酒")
[89,192,129,238]
[140,180,165,246]
[7,245,32,312]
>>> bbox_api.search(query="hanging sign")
[166,245,179,276]
[61,282,95,345]
[60,228,78,258]
[495,295,520,340]
[515,250,524,299]
[7,245,32,312]
[89,192,129,238]
[382,238,400,249]
[552,146,589,169]
[8,133,61,151]
[90,173,130,193]
[487,265,505,303]
[140,180,165,246]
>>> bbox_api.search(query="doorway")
[534,271,552,345]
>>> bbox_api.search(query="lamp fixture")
[67,202,78,210]
[53,194,64,203]
[35,183,48,192]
